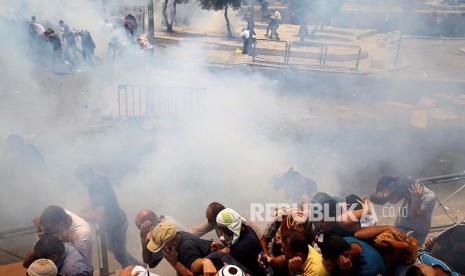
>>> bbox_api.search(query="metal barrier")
[418,172,465,211]
[252,39,289,64]
[286,42,325,68]
[418,172,465,227]
[376,31,403,66]
[0,226,36,240]
[0,225,112,276]
[322,44,362,71]
[288,41,362,71]
[0,226,36,262]
[96,228,111,276]
[118,85,206,120]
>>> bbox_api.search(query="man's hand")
[33,216,44,237]
[32,216,40,228]
[257,253,272,269]
[288,256,303,275]
[357,197,372,215]
[201,259,217,276]
[410,182,424,202]
[162,246,178,266]
[424,236,435,249]
[337,255,353,272]
[210,241,225,252]
[140,220,154,239]
[300,193,310,203]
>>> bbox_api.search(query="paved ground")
[153,19,465,79]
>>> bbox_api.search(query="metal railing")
[286,41,325,68]
[117,85,206,120]
[418,172,465,210]
[252,39,289,64]
[0,226,36,240]
[287,41,362,71]
[252,39,363,71]
[0,225,112,276]
[418,172,465,227]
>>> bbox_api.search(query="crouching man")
[146,221,220,276]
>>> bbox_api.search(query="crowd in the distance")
[26,13,153,73]
[21,166,465,276]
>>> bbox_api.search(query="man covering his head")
[318,235,386,276]
[259,209,316,274]
[216,208,265,276]
[216,208,246,246]
[37,205,93,261]
[281,231,329,276]
[146,221,218,276]
[370,175,436,246]
[135,209,163,268]
[31,235,93,276]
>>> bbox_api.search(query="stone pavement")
[153,21,415,75]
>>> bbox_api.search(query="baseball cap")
[370,175,415,205]
[147,221,177,252]
[369,176,397,205]
[27,259,57,276]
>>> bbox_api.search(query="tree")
[162,0,189,32]
[197,0,242,38]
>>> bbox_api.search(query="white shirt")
[240,30,255,40]
[66,210,93,260]
[31,23,46,35]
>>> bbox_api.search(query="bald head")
[135,209,159,229]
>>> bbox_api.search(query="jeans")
[106,220,144,268]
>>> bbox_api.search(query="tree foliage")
[198,0,242,11]
[197,0,243,38]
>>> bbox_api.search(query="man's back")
[230,225,265,276]
[66,210,93,261]
[48,33,62,50]
[57,242,93,276]
[177,231,212,269]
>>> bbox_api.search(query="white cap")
[27,259,58,276]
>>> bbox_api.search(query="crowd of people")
[26,14,153,73]
[19,164,465,276]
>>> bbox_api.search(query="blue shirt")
[344,237,386,276]
[56,242,93,276]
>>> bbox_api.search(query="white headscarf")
[216,208,247,245]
